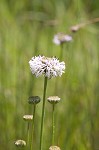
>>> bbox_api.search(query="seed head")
[28,96,41,104]
[47,96,60,104]
[14,140,26,147]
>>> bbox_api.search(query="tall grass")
[0,0,99,150]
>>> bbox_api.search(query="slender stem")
[52,103,55,145]
[54,43,63,95]
[27,122,30,149]
[71,17,99,30]
[31,104,36,150]
[59,43,63,61]
[40,77,48,150]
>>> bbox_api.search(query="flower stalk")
[52,103,55,145]
[59,43,64,61]
[27,122,30,149]
[40,77,48,150]
[31,104,36,150]
[23,115,33,150]
[47,96,60,146]
[28,96,41,150]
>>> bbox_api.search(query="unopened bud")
[49,146,61,150]
[14,140,26,147]
[28,96,41,104]
[47,96,60,104]
[23,115,33,121]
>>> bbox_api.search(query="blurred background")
[0,0,99,150]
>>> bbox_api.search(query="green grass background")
[0,0,99,150]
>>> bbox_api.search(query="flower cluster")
[29,55,65,79]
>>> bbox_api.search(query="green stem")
[59,43,63,61]
[52,103,55,145]
[31,104,36,150]
[53,43,63,95]
[27,122,30,149]
[40,77,48,150]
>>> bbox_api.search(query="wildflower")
[14,140,26,147]
[53,33,72,45]
[49,146,61,150]
[23,115,33,121]
[47,96,60,104]
[29,56,65,79]
[28,96,41,104]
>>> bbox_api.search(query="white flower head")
[53,33,72,45]
[29,55,65,79]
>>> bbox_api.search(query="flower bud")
[23,115,33,121]
[14,140,26,147]
[47,96,60,104]
[28,96,41,104]
[49,146,61,150]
